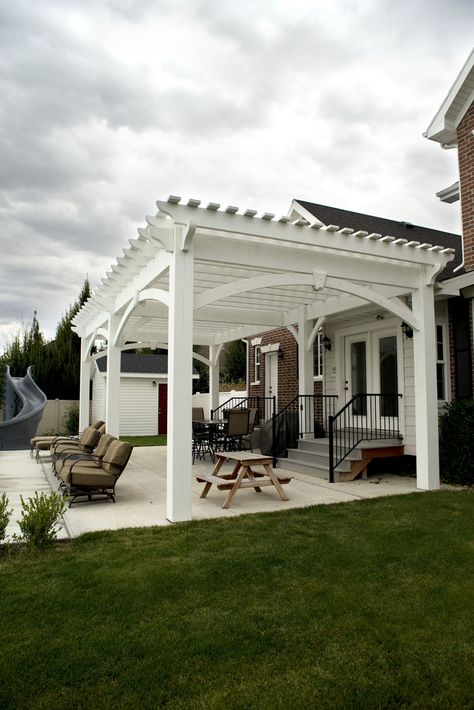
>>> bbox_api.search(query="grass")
[1,490,473,709]
[120,435,167,446]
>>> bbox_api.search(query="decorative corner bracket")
[182,220,196,252]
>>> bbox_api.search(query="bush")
[63,403,79,435]
[0,493,12,544]
[439,399,474,486]
[14,492,65,549]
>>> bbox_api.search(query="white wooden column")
[79,337,91,431]
[298,307,315,439]
[412,277,440,490]
[105,313,121,438]
[209,344,220,417]
[167,226,194,522]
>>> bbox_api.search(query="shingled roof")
[97,353,198,375]
[295,200,463,280]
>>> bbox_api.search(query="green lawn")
[120,435,167,446]
[1,491,473,709]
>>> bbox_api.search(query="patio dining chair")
[241,407,258,452]
[216,408,250,452]
[192,407,205,421]
[59,439,134,506]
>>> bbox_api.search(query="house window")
[313,330,323,379]
[254,345,261,383]
[436,324,446,400]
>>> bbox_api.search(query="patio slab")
[0,446,426,540]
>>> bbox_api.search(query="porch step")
[277,435,404,482]
[277,456,328,480]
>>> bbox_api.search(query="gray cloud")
[0,0,472,343]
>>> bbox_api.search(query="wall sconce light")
[278,346,284,361]
[322,335,332,351]
[401,322,413,339]
[152,380,157,387]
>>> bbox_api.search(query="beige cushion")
[101,440,133,475]
[63,469,117,488]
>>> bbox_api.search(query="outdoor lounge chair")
[30,420,105,460]
[54,433,116,481]
[59,439,133,506]
[50,425,102,461]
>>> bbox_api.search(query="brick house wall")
[457,102,474,270]
[248,327,322,413]
[453,100,474,397]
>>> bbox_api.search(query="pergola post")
[167,227,194,522]
[105,313,121,437]
[412,277,440,490]
[298,307,315,439]
[209,344,220,417]
[79,337,90,431]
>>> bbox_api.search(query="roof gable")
[424,48,474,147]
[292,199,462,279]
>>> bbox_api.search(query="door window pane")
[351,341,367,415]
[379,336,398,417]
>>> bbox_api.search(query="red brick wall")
[248,327,322,411]
[457,101,474,270]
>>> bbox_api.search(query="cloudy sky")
[0,0,473,344]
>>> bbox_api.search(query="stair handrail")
[211,396,275,424]
[328,393,403,483]
[270,394,339,465]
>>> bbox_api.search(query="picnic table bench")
[196,450,292,509]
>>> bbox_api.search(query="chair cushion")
[94,434,115,458]
[66,470,117,488]
[102,440,133,474]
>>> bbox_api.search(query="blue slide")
[0,366,47,450]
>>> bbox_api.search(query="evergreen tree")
[0,279,91,399]
[221,340,246,384]
[50,278,91,399]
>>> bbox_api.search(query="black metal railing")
[328,393,403,483]
[211,396,276,426]
[270,394,339,465]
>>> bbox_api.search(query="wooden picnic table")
[196,450,292,509]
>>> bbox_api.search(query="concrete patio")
[0,445,427,541]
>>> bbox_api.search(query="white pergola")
[72,196,454,521]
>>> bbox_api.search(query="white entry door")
[265,351,278,419]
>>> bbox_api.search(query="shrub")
[14,492,65,549]
[63,403,79,435]
[0,493,12,544]
[439,399,474,486]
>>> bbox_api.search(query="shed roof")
[96,352,197,375]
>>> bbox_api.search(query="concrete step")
[277,456,328,480]
[286,447,352,472]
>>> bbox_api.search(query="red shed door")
[158,383,168,435]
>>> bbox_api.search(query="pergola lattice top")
[72,195,455,347]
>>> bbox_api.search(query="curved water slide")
[0,366,47,450]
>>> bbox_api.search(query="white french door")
[343,329,400,432]
[344,333,370,427]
